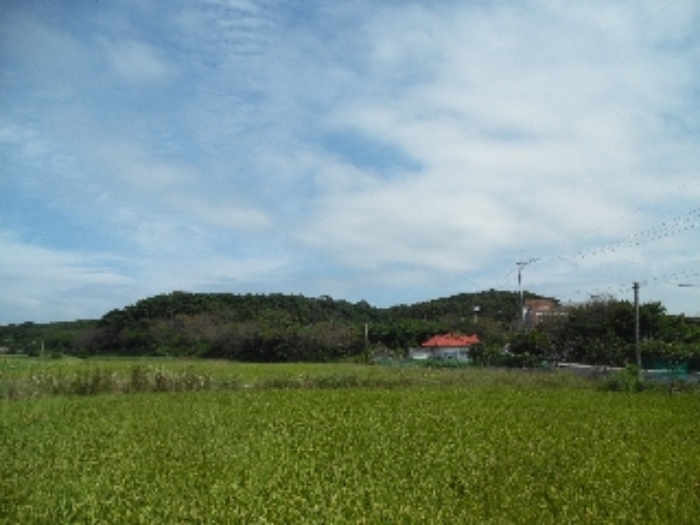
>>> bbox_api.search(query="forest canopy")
[1,290,698,368]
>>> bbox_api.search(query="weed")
[602,364,647,392]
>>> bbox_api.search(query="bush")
[422,358,471,369]
[603,364,646,392]
[469,344,505,366]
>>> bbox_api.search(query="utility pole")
[517,259,538,330]
[364,322,369,363]
[633,282,641,369]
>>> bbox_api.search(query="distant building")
[524,299,565,327]
[409,333,480,361]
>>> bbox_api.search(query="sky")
[1,0,699,324]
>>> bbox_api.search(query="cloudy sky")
[1,0,699,323]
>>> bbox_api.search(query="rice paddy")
[1,357,698,523]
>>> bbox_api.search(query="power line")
[478,202,699,306]
[558,176,699,243]
[560,207,700,263]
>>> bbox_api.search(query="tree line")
[0,290,525,360]
[1,290,699,368]
[494,296,700,370]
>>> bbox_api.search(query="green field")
[1,358,699,523]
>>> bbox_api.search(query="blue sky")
[1,0,699,323]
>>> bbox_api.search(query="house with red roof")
[409,333,480,361]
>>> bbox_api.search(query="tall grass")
[1,356,600,400]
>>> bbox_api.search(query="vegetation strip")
[3,291,698,371]
[3,357,698,401]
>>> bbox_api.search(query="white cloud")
[0,233,132,322]
[0,235,125,285]
[173,196,272,230]
[0,121,51,159]
[1,0,699,321]
[278,0,699,311]
[0,230,296,323]
[301,0,697,245]
[94,139,193,188]
[0,10,89,92]
[104,39,171,83]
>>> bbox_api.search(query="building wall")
[524,299,559,327]
[409,346,471,361]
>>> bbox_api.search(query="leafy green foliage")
[0,320,98,356]
[536,296,700,369]
[1,290,527,361]
[603,364,646,392]
[90,289,535,360]
[3,290,700,367]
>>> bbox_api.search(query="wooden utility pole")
[633,282,641,369]
[517,259,538,330]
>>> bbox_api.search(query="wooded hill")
[2,290,699,368]
[0,290,531,360]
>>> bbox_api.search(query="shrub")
[602,364,646,392]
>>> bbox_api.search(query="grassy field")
[1,358,699,523]
[0,355,594,398]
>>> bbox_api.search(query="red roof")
[421,333,480,347]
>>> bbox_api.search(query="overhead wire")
[489,203,699,301]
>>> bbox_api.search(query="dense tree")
[535,296,700,367]
[3,290,699,367]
